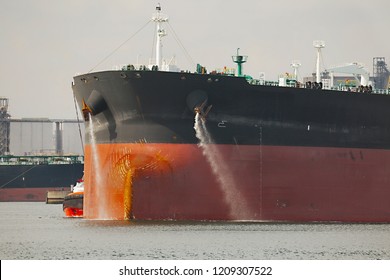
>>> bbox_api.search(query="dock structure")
[46,190,71,204]
[0,98,10,156]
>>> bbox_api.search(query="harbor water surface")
[1,202,390,260]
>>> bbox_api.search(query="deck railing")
[0,155,84,165]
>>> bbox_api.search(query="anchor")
[81,99,92,121]
[194,100,212,122]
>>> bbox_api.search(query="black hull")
[73,70,390,149]
[0,163,84,201]
[0,164,84,189]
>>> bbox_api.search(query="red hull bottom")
[83,143,390,222]
[0,187,67,202]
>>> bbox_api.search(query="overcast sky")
[1,0,389,119]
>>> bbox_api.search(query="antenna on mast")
[152,4,168,69]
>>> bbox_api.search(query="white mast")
[290,60,301,81]
[152,4,168,69]
[313,40,325,83]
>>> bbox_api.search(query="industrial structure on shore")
[0,97,84,202]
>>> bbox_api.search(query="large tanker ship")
[0,155,84,201]
[72,6,390,222]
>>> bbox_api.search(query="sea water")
[1,202,390,260]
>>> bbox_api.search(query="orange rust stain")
[84,143,175,220]
[123,169,133,220]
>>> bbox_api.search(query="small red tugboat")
[63,179,84,217]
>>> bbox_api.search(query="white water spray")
[194,113,251,220]
[88,113,107,219]
[89,114,102,185]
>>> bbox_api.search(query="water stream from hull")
[193,113,251,220]
[88,113,107,219]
